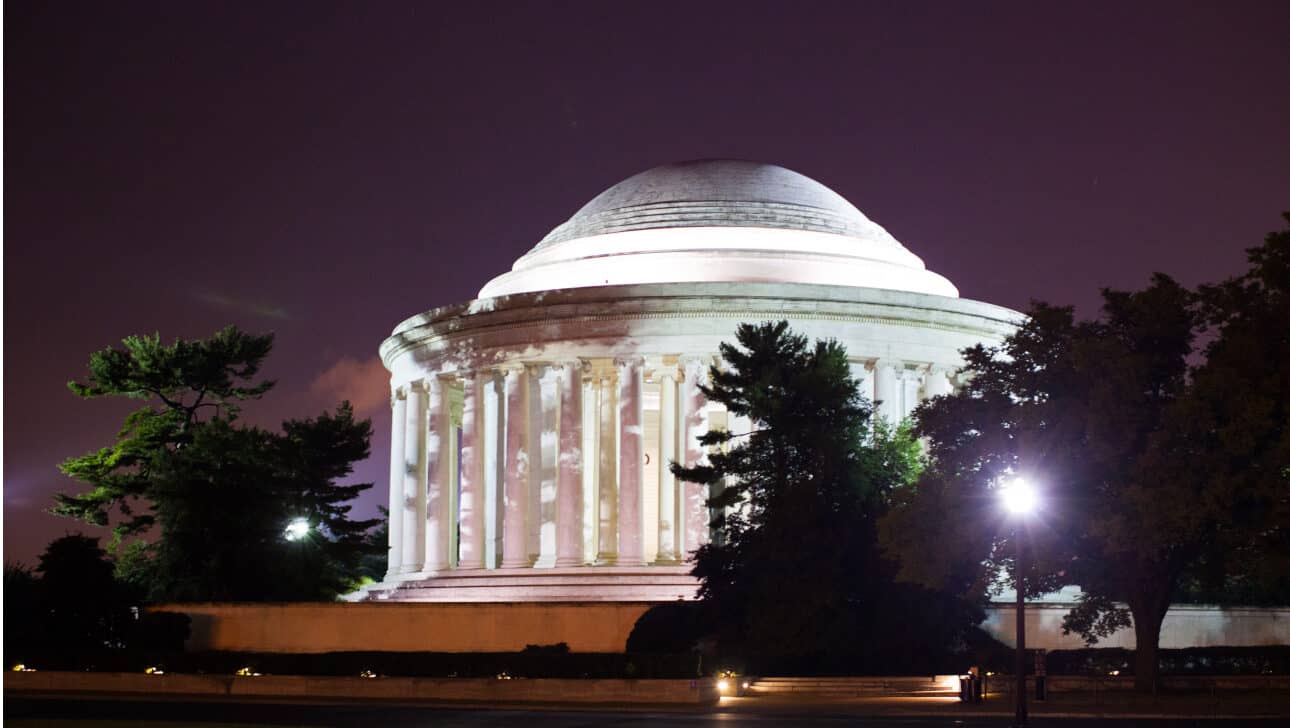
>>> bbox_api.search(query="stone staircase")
[747,675,961,698]
[354,565,700,602]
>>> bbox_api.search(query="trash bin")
[959,676,972,702]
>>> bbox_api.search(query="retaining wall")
[982,605,1290,650]
[155,601,653,653]
[5,671,719,706]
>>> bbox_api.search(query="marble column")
[580,374,598,564]
[555,360,585,567]
[424,376,451,573]
[400,380,427,573]
[900,367,923,421]
[457,373,486,569]
[679,357,710,558]
[596,370,618,563]
[500,365,531,568]
[386,388,407,579]
[873,358,902,426]
[924,364,954,399]
[616,356,646,567]
[655,364,678,564]
[484,372,505,569]
[533,366,559,566]
[849,360,875,406]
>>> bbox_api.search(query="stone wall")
[6,671,719,706]
[158,602,653,653]
[158,601,1289,655]
[982,604,1290,649]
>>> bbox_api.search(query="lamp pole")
[1000,476,1035,728]
[1013,521,1027,728]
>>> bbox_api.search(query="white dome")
[478,159,958,299]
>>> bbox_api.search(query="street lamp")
[1000,476,1037,728]
[284,518,310,542]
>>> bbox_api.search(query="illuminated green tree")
[56,326,379,601]
[673,321,981,669]
[882,216,1290,691]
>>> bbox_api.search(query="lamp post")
[1001,477,1037,728]
[284,518,310,542]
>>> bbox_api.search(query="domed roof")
[478,159,958,299]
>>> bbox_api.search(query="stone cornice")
[381,283,1021,369]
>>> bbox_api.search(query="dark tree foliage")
[4,562,46,664]
[672,321,981,670]
[1172,214,1290,606]
[22,536,138,658]
[882,216,1290,692]
[55,326,380,602]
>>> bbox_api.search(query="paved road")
[6,699,1289,727]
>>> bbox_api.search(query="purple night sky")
[5,1,1288,566]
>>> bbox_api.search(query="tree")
[882,221,1290,691]
[1174,214,1290,606]
[672,321,981,670]
[55,326,379,601]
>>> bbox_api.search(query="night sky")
[5,1,1289,566]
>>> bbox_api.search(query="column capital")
[679,354,710,380]
[613,354,645,370]
[650,358,681,382]
[497,362,528,377]
[532,362,562,383]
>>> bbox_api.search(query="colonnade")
[384,356,957,581]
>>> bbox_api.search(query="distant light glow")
[1000,477,1038,516]
[284,518,310,541]
[717,679,730,693]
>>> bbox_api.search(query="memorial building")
[362,159,1020,603]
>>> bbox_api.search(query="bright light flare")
[717,679,730,693]
[1000,477,1038,516]
[284,518,310,541]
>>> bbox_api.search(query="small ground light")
[284,518,310,541]
[11,664,35,672]
[144,666,164,675]
[359,670,377,678]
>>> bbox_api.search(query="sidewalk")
[720,688,1290,718]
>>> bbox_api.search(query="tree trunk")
[1130,599,1168,693]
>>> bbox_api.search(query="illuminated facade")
[359,160,1020,602]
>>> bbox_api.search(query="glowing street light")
[1000,477,1038,516]
[1000,476,1038,728]
[284,518,310,542]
